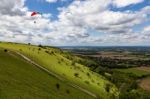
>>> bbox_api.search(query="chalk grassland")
[0,42,119,99]
[0,48,94,99]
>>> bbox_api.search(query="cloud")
[56,0,149,35]
[112,0,144,8]
[0,0,149,46]
[0,0,52,44]
[46,0,57,3]
[0,0,27,16]
[49,0,149,45]
[46,0,66,3]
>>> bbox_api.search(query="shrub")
[38,48,41,51]
[87,72,90,77]
[38,44,42,47]
[85,81,90,85]
[105,83,112,93]
[58,61,61,64]
[66,90,70,94]
[56,83,60,90]
[71,61,76,66]
[74,73,79,77]
[61,58,64,62]
[4,49,8,52]
[19,49,22,51]
[45,50,49,53]
[51,51,54,54]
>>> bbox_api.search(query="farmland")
[63,46,150,98]
[115,67,150,78]
[139,77,150,91]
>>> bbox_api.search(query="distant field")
[0,42,119,99]
[76,51,150,60]
[115,67,150,77]
[139,77,150,91]
[136,67,150,72]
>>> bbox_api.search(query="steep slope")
[0,48,94,99]
[0,42,119,99]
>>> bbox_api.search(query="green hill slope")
[0,42,119,99]
[0,48,95,99]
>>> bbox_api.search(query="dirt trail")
[15,51,97,98]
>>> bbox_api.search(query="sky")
[0,0,150,46]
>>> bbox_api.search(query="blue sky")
[25,0,150,20]
[25,0,74,20]
[111,0,150,11]
[0,0,150,46]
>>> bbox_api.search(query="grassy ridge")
[0,42,119,99]
[0,48,95,99]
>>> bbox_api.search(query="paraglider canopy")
[31,12,42,24]
[31,12,42,16]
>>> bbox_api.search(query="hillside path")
[15,51,97,98]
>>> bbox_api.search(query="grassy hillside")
[0,48,95,99]
[0,42,119,99]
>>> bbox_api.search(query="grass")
[0,48,94,99]
[0,42,119,99]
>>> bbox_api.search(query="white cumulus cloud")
[0,0,149,46]
[112,0,144,8]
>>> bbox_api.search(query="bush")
[51,51,54,54]
[4,49,8,52]
[105,83,112,93]
[130,81,138,90]
[45,50,49,53]
[56,83,60,90]
[71,61,76,66]
[58,61,61,64]
[38,48,41,51]
[74,73,79,77]
[19,49,22,51]
[66,90,70,94]
[61,58,64,62]
[87,72,90,77]
[38,44,42,47]
[84,81,90,85]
